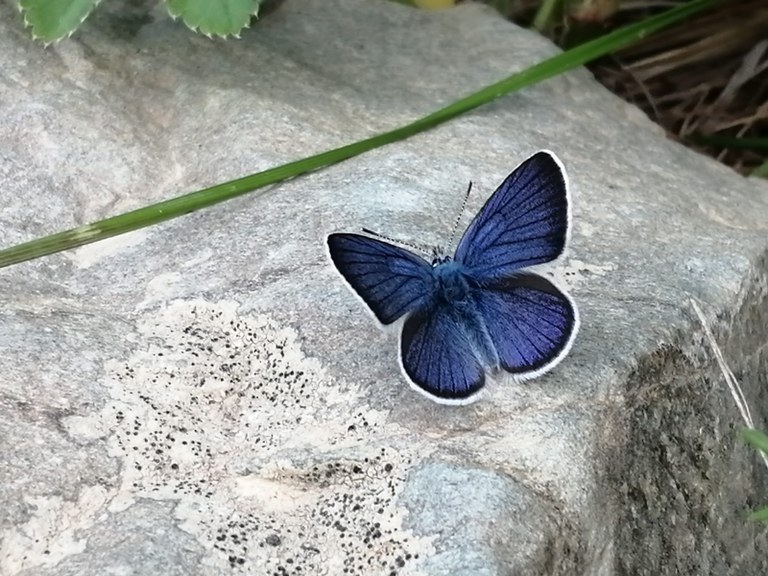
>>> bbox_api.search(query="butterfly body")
[327,151,579,405]
[432,259,469,301]
[426,259,498,362]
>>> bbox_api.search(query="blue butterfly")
[327,150,579,405]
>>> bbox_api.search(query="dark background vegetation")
[488,0,768,175]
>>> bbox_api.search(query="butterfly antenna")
[361,228,432,257]
[447,181,473,249]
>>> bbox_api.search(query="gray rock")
[1,0,768,575]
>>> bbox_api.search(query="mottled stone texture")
[1,0,768,574]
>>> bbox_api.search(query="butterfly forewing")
[454,151,569,280]
[327,233,434,325]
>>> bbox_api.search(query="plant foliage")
[18,0,265,42]
[18,0,100,41]
[166,0,263,37]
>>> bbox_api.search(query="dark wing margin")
[399,305,486,404]
[327,233,433,325]
[454,150,570,280]
[472,272,578,377]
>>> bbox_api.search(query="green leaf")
[748,506,768,522]
[742,428,768,455]
[0,0,725,268]
[166,0,263,37]
[18,0,100,42]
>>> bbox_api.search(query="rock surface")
[1,0,768,574]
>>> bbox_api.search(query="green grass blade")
[0,0,723,269]
[532,0,561,32]
[752,161,768,179]
[748,507,768,522]
[742,428,768,455]
[741,429,768,522]
[691,135,768,151]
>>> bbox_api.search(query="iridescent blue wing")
[327,233,434,325]
[454,151,570,280]
[400,305,485,404]
[472,272,578,376]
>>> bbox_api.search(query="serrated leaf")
[165,0,262,37]
[18,0,100,42]
[741,428,768,455]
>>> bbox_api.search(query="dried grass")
[499,0,768,174]
[591,0,768,173]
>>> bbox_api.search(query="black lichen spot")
[265,534,282,546]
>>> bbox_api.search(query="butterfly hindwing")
[400,304,486,403]
[471,272,578,376]
[327,233,434,325]
[455,151,570,280]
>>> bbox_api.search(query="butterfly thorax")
[432,259,470,304]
